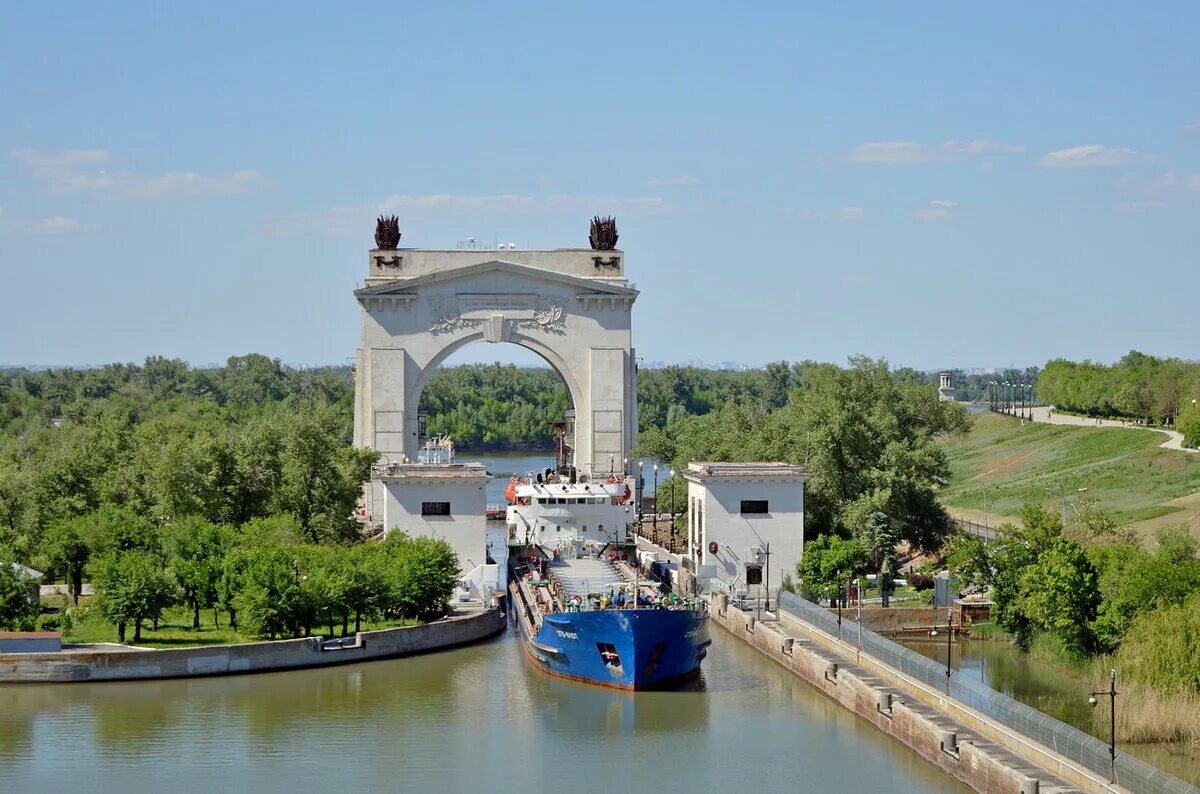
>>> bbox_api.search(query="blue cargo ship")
[506,475,710,690]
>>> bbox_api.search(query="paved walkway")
[1008,406,1197,454]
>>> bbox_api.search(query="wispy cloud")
[1037,145,1153,169]
[914,200,958,221]
[645,175,702,187]
[34,216,96,234]
[1184,123,1200,136]
[8,148,269,199]
[845,139,1025,165]
[265,192,671,238]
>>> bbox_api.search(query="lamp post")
[1089,669,1119,783]
[929,616,952,692]
[668,468,675,552]
[836,585,842,640]
[652,463,659,543]
[637,460,644,532]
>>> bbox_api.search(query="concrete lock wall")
[0,608,505,684]
[835,606,956,634]
[709,600,1114,794]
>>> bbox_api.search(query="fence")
[952,517,998,543]
[777,591,1199,794]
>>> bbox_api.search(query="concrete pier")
[0,605,505,683]
[709,596,1127,794]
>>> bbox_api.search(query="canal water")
[0,627,968,793]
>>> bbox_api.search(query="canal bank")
[0,605,505,683]
[709,595,1087,793]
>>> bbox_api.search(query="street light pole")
[637,460,644,534]
[1089,669,1119,783]
[668,468,675,552]
[652,463,659,544]
[930,616,952,692]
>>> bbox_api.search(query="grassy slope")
[939,412,1200,537]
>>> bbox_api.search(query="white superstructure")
[505,476,636,556]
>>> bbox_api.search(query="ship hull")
[515,602,710,690]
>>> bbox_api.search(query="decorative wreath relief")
[517,299,566,332]
[429,297,481,335]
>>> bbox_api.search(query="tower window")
[421,501,451,516]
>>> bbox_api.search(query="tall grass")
[1027,631,1200,743]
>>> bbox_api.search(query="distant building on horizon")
[938,372,957,402]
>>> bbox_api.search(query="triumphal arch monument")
[353,218,640,529]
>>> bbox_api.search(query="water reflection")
[0,629,967,793]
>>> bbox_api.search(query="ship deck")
[548,557,626,598]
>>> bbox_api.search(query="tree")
[1090,525,1200,652]
[796,535,871,603]
[0,555,39,631]
[276,404,376,543]
[988,504,1063,648]
[383,533,459,620]
[164,516,223,629]
[234,544,303,639]
[92,551,176,643]
[42,516,91,604]
[946,533,990,588]
[1016,537,1100,657]
[853,509,901,606]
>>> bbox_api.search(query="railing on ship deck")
[776,591,1199,794]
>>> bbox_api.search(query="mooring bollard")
[940,730,958,755]
[781,637,794,654]
[876,692,892,715]
[1020,777,1039,794]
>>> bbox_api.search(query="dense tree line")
[0,356,372,559]
[0,354,466,640]
[418,364,569,449]
[638,357,971,554]
[1037,351,1200,428]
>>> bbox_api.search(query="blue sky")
[1,2,1196,371]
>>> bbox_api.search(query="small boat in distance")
[507,472,710,690]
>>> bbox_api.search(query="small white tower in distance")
[938,372,956,402]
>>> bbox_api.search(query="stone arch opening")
[411,335,580,464]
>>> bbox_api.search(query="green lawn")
[54,600,419,648]
[939,412,1200,534]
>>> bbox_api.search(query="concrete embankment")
[0,606,505,683]
[710,597,1121,794]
